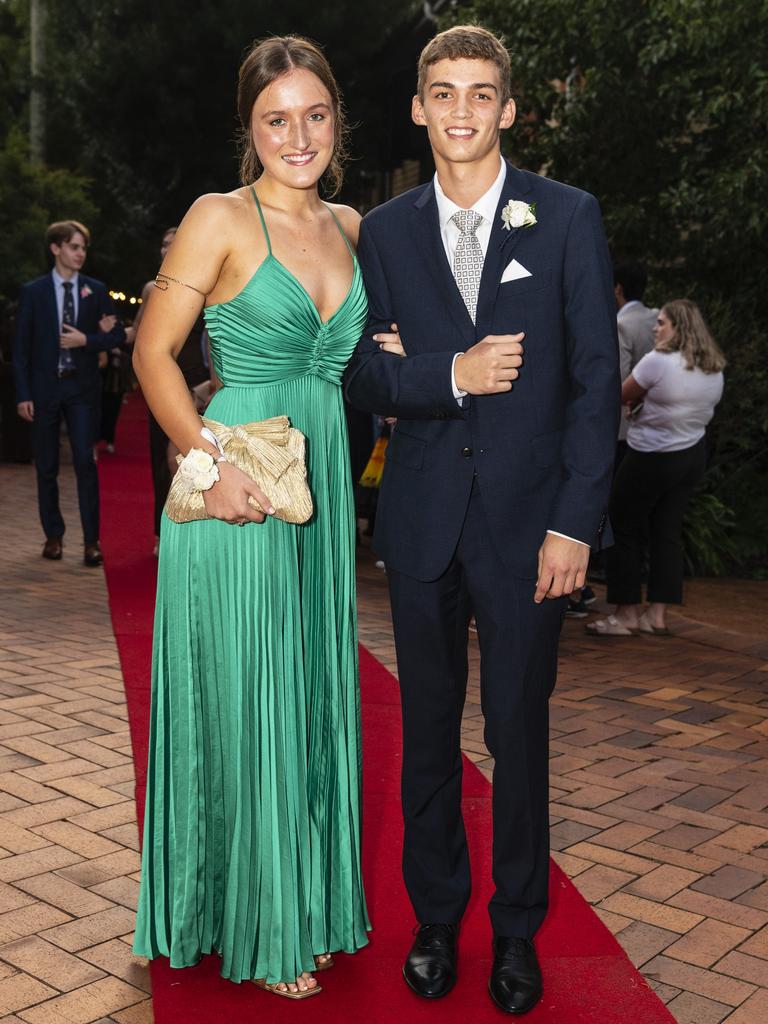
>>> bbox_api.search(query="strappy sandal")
[253,978,322,1000]
[314,954,335,971]
[585,615,639,637]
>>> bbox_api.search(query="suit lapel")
[76,276,91,330]
[412,184,476,341]
[45,274,59,343]
[476,162,533,324]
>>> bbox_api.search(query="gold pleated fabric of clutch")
[164,416,313,525]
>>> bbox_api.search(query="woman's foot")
[314,953,334,971]
[254,971,321,999]
[638,604,671,635]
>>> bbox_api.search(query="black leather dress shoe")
[42,538,63,560]
[403,923,458,999]
[83,542,103,567]
[488,936,542,1015]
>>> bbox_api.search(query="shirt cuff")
[451,353,468,404]
[546,530,590,547]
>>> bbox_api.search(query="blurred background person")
[0,302,33,463]
[588,300,725,637]
[614,260,658,466]
[568,260,658,617]
[97,340,133,454]
[128,226,215,554]
[13,220,125,566]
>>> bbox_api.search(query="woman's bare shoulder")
[327,203,362,246]
[184,189,251,231]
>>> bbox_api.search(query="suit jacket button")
[461,447,473,458]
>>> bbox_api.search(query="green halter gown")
[134,189,371,985]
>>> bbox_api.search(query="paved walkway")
[0,455,766,1024]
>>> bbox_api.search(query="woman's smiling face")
[250,67,335,190]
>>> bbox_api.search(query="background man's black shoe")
[84,543,103,567]
[488,936,542,1015]
[42,538,62,560]
[403,923,458,998]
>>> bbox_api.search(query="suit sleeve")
[343,218,465,420]
[547,193,621,544]
[84,286,126,351]
[13,284,33,403]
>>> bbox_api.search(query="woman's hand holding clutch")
[373,323,406,357]
[202,461,274,526]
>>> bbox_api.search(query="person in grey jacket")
[614,262,657,450]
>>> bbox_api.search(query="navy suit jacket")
[344,160,620,581]
[13,272,126,403]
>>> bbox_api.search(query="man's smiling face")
[412,57,515,167]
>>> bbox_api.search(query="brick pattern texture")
[0,461,150,1023]
[357,551,768,1024]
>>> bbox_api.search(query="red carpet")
[99,395,674,1023]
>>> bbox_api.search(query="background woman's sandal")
[253,979,322,1000]
[585,615,639,636]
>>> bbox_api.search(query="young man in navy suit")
[345,26,619,1014]
[14,220,125,565]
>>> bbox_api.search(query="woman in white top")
[588,300,725,636]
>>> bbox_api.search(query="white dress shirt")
[432,157,587,550]
[52,269,80,328]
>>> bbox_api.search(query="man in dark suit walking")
[345,26,619,1015]
[14,220,125,565]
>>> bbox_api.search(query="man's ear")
[49,243,60,259]
[500,98,516,131]
[411,94,427,127]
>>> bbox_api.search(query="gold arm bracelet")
[154,272,206,296]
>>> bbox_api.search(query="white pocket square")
[500,259,533,283]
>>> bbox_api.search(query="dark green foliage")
[446,0,768,574]
[3,0,417,287]
[0,127,97,301]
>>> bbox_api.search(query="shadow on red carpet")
[99,395,673,1023]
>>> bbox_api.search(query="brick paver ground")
[0,461,151,1024]
[356,555,768,1024]
[1,452,766,1023]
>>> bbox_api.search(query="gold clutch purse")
[164,416,313,525]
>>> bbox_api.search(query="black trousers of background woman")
[148,412,171,538]
[606,438,706,605]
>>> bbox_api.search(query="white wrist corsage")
[177,448,220,492]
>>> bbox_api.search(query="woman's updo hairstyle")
[237,35,349,197]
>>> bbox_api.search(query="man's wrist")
[546,529,590,548]
[451,352,468,401]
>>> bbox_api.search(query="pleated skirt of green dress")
[133,377,370,984]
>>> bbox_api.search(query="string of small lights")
[108,290,143,305]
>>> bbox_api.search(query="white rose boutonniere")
[177,448,220,492]
[501,200,537,231]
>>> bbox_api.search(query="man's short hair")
[613,261,648,302]
[417,25,512,105]
[46,220,91,248]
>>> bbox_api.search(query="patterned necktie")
[59,280,76,375]
[451,209,484,323]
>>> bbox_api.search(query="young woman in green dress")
[132,36,370,999]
